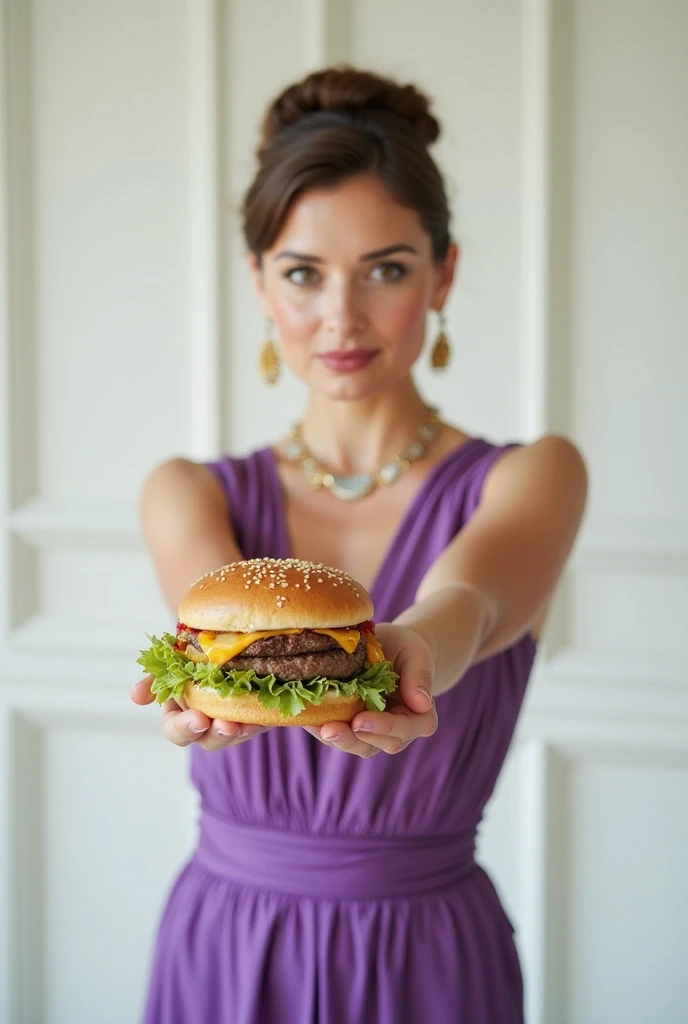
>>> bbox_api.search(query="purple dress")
[144,439,537,1023]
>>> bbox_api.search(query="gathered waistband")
[193,812,476,901]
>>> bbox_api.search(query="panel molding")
[9,497,139,545]
[6,500,161,658]
[0,690,193,1023]
[517,704,688,756]
[518,0,688,700]
[519,0,552,441]
[517,740,548,1024]
[517,740,568,1024]
[575,517,688,575]
[0,0,37,513]
[0,0,10,654]
[520,0,575,442]
[0,692,15,1023]
[541,525,688,685]
[5,710,44,1024]
[0,0,34,654]
[541,647,687,691]
[302,0,351,68]
[186,0,224,459]
[514,732,688,1024]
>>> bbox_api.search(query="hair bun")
[260,65,441,151]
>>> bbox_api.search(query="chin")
[308,365,410,401]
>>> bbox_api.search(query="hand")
[129,675,268,750]
[304,623,438,758]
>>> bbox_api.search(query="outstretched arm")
[316,435,587,757]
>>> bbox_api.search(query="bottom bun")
[183,681,365,727]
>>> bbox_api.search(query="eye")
[284,265,321,286]
[369,261,408,282]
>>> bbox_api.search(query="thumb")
[130,675,156,706]
[394,641,435,715]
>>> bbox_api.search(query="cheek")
[270,296,318,344]
[378,292,428,344]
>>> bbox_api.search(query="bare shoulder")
[484,434,588,511]
[140,458,242,609]
[141,457,228,533]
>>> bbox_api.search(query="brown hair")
[242,66,452,262]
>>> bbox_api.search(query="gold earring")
[430,310,451,371]
[258,320,280,386]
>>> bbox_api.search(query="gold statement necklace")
[283,407,441,501]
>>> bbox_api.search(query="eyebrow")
[274,244,419,263]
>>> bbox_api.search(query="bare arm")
[140,458,243,615]
[316,435,587,757]
[395,434,588,694]
[131,458,266,748]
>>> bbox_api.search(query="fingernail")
[324,732,341,742]
[354,721,375,733]
[237,725,257,738]
[188,724,206,734]
[217,728,235,738]
[416,686,434,709]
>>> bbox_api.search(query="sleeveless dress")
[143,439,537,1024]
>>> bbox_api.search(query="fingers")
[161,701,266,750]
[162,701,212,747]
[396,657,437,717]
[352,701,437,750]
[313,722,382,758]
[374,622,437,717]
[129,675,156,706]
[306,695,437,758]
[130,675,267,749]
[197,721,267,751]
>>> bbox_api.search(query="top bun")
[179,558,374,633]
[260,65,441,153]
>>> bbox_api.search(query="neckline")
[262,436,487,604]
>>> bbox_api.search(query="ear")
[247,252,273,320]
[430,242,459,312]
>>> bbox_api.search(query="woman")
[131,66,587,1023]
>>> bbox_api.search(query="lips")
[318,349,379,373]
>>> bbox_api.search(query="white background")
[1,1,686,1022]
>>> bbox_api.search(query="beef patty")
[242,631,341,656]
[230,636,367,681]
[180,629,367,682]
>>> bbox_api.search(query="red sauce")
[175,621,199,651]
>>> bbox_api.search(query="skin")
[131,173,588,758]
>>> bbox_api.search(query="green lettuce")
[137,633,398,718]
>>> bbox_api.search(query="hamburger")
[137,558,398,726]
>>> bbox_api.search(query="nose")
[322,279,366,341]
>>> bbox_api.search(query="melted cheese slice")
[197,628,361,667]
[364,634,385,665]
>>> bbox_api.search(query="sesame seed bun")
[183,682,365,726]
[179,558,374,633]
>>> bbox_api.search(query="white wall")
[1,1,686,1022]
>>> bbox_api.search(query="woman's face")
[251,174,457,401]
